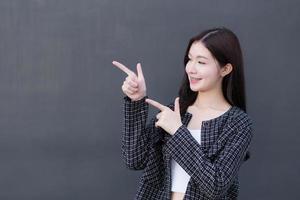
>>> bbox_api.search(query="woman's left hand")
[145,97,183,135]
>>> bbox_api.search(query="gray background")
[0,0,299,199]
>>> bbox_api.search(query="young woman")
[113,27,253,200]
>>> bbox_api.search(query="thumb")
[136,63,145,81]
[174,97,180,114]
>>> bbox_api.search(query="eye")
[198,61,205,64]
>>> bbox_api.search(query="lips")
[189,77,202,84]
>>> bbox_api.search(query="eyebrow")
[188,53,208,59]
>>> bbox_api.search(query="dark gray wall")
[0,0,299,199]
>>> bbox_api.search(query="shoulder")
[229,106,253,132]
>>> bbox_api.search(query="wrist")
[132,94,147,102]
[171,123,183,135]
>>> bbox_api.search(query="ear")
[221,63,233,77]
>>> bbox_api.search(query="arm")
[121,95,152,170]
[165,121,253,199]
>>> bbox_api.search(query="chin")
[190,85,201,92]
[190,84,208,92]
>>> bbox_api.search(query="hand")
[145,97,183,135]
[112,60,147,101]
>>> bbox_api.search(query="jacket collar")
[160,106,238,143]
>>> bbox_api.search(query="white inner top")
[171,128,201,193]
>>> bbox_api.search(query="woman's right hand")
[112,60,147,101]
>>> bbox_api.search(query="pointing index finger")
[112,61,136,76]
[145,98,166,111]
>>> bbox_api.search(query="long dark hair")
[178,27,247,116]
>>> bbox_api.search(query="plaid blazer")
[122,95,253,200]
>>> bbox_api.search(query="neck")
[193,84,230,110]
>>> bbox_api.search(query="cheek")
[203,66,219,77]
[204,72,222,85]
[185,64,191,74]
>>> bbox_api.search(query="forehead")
[188,41,213,59]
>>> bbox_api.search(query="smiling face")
[185,41,225,92]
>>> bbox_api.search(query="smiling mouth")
[190,77,202,84]
[190,77,202,80]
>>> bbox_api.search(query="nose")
[186,62,197,74]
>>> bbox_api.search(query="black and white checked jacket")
[122,95,253,200]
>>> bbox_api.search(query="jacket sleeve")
[164,121,253,199]
[121,95,153,170]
